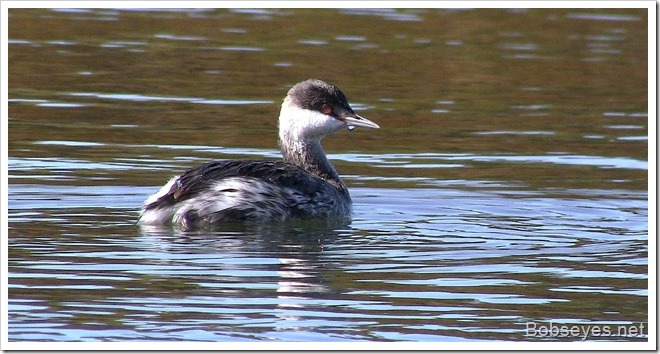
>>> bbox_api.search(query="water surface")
[7,8,649,343]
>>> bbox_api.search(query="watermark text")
[525,321,647,340]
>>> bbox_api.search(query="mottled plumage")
[139,79,379,228]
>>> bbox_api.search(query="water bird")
[138,79,379,228]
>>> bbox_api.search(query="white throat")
[278,98,344,145]
[277,98,346,190]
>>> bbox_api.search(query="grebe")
[138,79,379,228]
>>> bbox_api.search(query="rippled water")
[6,7,650,345]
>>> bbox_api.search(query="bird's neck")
[279,135,347,192]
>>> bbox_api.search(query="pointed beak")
[340,113,380,129]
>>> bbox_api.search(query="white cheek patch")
[279,103,344,142]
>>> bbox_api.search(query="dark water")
[7,8,649,343]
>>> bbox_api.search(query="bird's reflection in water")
[137,219,350,326]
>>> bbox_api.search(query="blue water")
[7,146,648,342]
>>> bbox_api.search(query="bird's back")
[139,160,351,228]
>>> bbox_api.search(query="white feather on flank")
[143,177,177,206]
[138,177,178,224]
[140,177,303,225]
[138,206,176,225]
[170,177,299,222]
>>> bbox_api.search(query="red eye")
[321,104,333,115]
